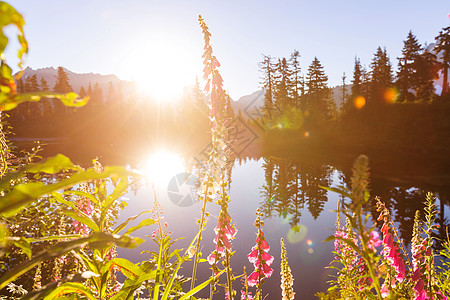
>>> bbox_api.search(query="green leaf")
[43,282,96,300]
[320,185,351,199]
[102,176,129,215]
[124,218,156,235]
[1,92,89,111]
[113,210,152,234]
[0,166,138,217]
[178,270,226,300]
[63,190,99,205]
[10,237,31,258]
[107,258,143,280]
[0,232,143,290]
[26,154,82,174]
[63,210,99,232]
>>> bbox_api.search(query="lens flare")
[287,224,308,244]
[384,87,399,104]
[354,96,365,109]
[304,131,309,137]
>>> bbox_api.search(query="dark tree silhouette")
[435,25,450,96]
[396,31,422,102]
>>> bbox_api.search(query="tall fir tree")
[305,57,333,120]
[87,82,93,97]
[369,47,393,104]
[434,25,450,96]
[289,50,302,110]
[414,51,437,102]
[26,74,40,92]
[259,54,276,119]
[306,57,328,93]
[79,86,87,98]
[396,31,422,102]
[40,77,49,91]
[53,67,73,93]
[274,57,293,113]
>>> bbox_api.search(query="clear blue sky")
[5,0,450,99]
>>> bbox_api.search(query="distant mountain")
[18,67,132,100]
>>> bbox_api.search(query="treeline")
[8,67,229,159]
[259,26,450,156]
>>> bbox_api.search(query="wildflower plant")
[322,155,449,300]
[247,208,274,300]
[280,238,295,300]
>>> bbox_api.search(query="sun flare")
[120,37,200,103]
[141,150,185,186]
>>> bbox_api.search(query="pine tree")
[397,31,422,102]
[274,57,293,112]
[305,57,332,120]
[16,78,24,93]
[306,57,328,93]
[87,82,93,97]
[259,54,276,119]
[369,47,393,104]
[26,74,40,92]
[79,86,87,98]
[435,25,450,96]
[341,72,347,111]
[40,77,49,91]
[351,57,363,99]
[289,50,302,110]
[53,67,73,93]
[414,51,437,102]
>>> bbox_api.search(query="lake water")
[20,140,450,299]
[112,148,450,299]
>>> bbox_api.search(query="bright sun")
[120,36,200,103]
[142,150,185,186]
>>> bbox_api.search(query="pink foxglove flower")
[207,208,237,265]
[247,210,274,288]
[381,216,406,282]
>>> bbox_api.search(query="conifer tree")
[289,50,302,110]
[26,74,40,92]
[274,57,293,112]
[306,57,328,93]
[40,77,49,91]
[79,86,87,98]
[40,77,52,117]
[305,57,333,120]
[16,78,24,93]
[414,51,437,102]
[397,31,422,102]
[259,54,276,119]
[341,72,347,111]
[53,67,73,93]
[369,47,393,104]
[435,25,450,96]
[87,82,93,97]
[351,57,363,100]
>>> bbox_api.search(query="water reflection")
[260,156,333,228]
[14,141,450,299]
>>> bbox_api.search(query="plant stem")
[225,249,233,300]
[190,185,209,295]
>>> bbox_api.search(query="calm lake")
[18,139,450,299]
